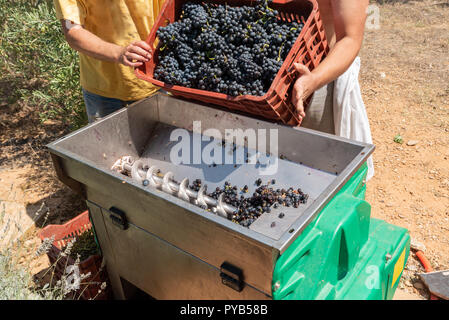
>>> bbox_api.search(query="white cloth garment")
[333,57,374,180]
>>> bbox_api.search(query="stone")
[406,264,418,272]
[413,281,425,290]
[410,239,426,252]
[407,140,419,146]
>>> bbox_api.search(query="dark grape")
[208,177,308,228]
[154,0,304,96]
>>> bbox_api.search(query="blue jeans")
[83,89,136,123]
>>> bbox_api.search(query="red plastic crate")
[39,211,110,300]
[136,0,329,126]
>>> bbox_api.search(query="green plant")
[0,0,87,129]
[393,134,404,144]
[0,246,43,300]
[67,229,99,262]
[0,206,106,300]
[34,237,106,300]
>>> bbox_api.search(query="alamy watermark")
[365,265,381,289]
[169,121,279,175]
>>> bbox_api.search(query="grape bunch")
[154,0,304,97]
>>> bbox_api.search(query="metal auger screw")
[127,160,237,215]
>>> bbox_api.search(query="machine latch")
[220,262,244,292]
[109,207,128,230]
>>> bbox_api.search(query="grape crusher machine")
[47,93,410,299]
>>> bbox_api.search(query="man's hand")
[61,21,153,68]
[291,63,318,120]
[117,41,152,67]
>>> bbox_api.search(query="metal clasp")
[109,207,128,230]
[220,262,244,292]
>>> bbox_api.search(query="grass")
[0,213,106,300]
[0,1,106,299]
[0,239,106,300]
[0,246,43,300]
[0,0,87,129]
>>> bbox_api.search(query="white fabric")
[333,57,374,180]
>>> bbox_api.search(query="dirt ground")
[360,0,449,299]
[0,0,447,299]
[0,103,86,275]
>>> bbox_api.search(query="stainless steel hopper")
[47,93,373,299]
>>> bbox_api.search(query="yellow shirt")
[53,0,163,101]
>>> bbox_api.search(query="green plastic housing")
[272,163,410,300]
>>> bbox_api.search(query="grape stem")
[277,41,286,62]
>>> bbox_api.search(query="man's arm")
[61,20,152,67]
[291,0,369,120]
